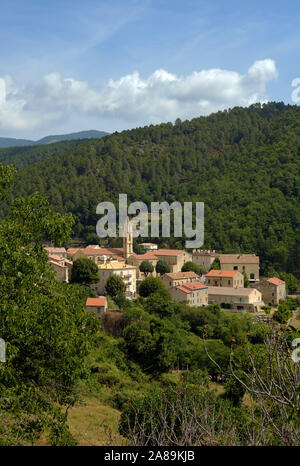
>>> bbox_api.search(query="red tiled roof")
[176,286,192,294]
[155,249,184,256]
[67,248,79,255]
[267,277,285,286]
[176,282,207,293]
[86,297,107,307]
[48,254,64,262]
[206,270,239,278]
[131,252,158,260]
[82,247,124,256]
[181,282,208,291]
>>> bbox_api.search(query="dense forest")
[0,139,96,169]
[3,102,300,276]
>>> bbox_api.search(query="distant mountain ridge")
[0,130,110,148]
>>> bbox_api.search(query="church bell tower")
[123,216,133,260]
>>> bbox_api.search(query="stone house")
[205,270,244,288]
[169,282,208,307]
[207,286,263,312]
[161,271,200,289]
[45,247,67,258]
[253,277,286,305]
[192,249,218,272]
[73,247,125,265]
[154,249,192,273]
[127,251,158,280]
[219,254,260,282]
[48,255,73,282]
[86,297,107,317]
[91,259,137,297]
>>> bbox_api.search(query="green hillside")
[0,138,109,169]
[8,102,300,275]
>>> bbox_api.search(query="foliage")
[70,257,99,285]
[139,260,154,276]
[273,303,293,323]
[181,261,204,275]
[242,271,249,287]
[209,258,220,270]
[155,259,171,276]
[138,276,168,298]
[105,274,126,297]
[278,272,298,294]
[0,163,98,445]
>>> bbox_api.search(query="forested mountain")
[0,130,109,149]
[35,130,110,145]
[0,137,34,148]
[0,139,101,169]
[6,102,300,276]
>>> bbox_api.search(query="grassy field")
[67,395,126,446]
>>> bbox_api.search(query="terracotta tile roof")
[176,281,207,294]
[82,247,124,256]
[48,254,64,262]
[86,297,107,307]
[267,277,285,286]
[155,249,184,256]
[67,248,79,255]
[181,282,208,291]
[206,270,239,278]
[131,252,158,260]
[113,255,126,262]
[176,286,192,294]
[219,254,259,264]
[165,271,199,279]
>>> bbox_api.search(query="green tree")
[0,164,98,445]
[209,258,221,270]
[155,259,171,276]
[139,260,154,276]
[70,257,99,285]
[242,271,249,288]
[181,261,204,275]
[279,272,298,294]
[105,274,125,297]
[138,276,168,298]
[273,303,292,324]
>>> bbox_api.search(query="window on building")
[234,266,238,270]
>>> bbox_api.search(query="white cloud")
[0,59,278,134]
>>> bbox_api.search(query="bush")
[138,276,168,298]
[105,274,125,297]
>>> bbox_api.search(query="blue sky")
[0,0,299,138]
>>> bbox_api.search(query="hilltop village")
[45,219,289,320]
